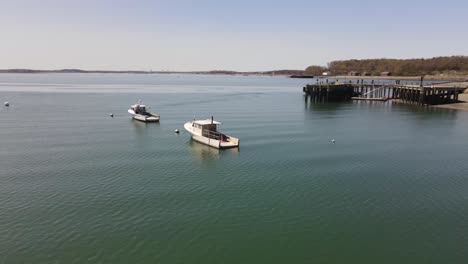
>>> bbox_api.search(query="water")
[1,74,468,263]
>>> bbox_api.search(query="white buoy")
[109,113,114,118]
[332,139,336,144]
[4,102,9,107]
[174,129,180,134]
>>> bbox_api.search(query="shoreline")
[1,70,467,82]
[0,69,302,76]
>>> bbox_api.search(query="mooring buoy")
[175,129,180,134]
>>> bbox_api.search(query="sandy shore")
[432,93,468,111]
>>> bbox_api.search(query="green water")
[1,74,468,263]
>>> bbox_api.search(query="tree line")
[305,56,468,76]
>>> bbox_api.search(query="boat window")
[204,124,217,131]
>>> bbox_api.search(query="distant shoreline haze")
[0,69,305,76]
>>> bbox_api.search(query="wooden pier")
[303,80,467,105]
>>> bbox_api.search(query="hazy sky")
[1,0,467,71]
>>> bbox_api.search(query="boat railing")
[202,129,226,141]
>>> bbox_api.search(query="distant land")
[0,68,305,76]
[2,56,468,81]
[304,56,468,80]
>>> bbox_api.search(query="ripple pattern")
[1,74,468,263]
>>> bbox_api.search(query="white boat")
[184,117,239,149]
[128,102,160,122]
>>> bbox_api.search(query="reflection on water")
[131,119,161,129]
[305,94,459,120]
[131,119,148,133]
[189,140,220,162]
[188,140,239,163]
[303,94,349,110]
[131,119,160,147]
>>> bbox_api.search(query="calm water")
[1,74,468,263]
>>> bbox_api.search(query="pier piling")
[303,80,465,105]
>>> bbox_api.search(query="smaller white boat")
[128,101,160,122]
[184,117,239,149]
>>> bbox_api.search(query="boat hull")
[128,110,160,122]
[192,134,222,148]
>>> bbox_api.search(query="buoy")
[109,113,114,118]
[332,139,336,144]
[4,102,9,107]
[174,129,180,134]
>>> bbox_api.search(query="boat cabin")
[192,119,228,141]
[192,119,221,131]
[132,104,149,115]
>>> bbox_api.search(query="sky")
[0,0,467,71]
